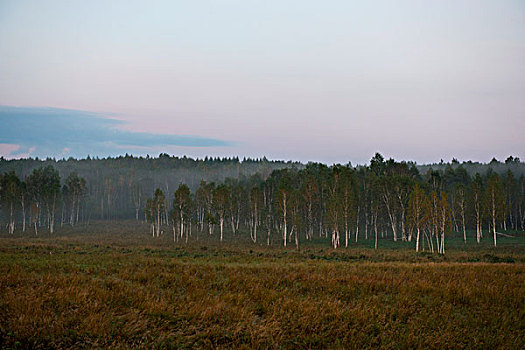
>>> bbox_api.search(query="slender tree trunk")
[373,212,378,243]
[416,226,420,252]
[440,210,446,254]
[231,215,236,235]
[76,198,80,225]
[383,191,397,241]
[384,202,397,242]
[48,195,56,234]
[365,209,369,240]
[335,229,340,248]
[236,207,241,231]
[220,216,224,242]
[282,195,287,247]
[253,218,257,243]
[461,207,466,243]
[476,209,481,244]
[156,205,160,237]
[293,226,299,250]
[60,204,64,228]
[307,202,313,240]
[492,205,497,248]
[374,225,378,250]
[253,205,259,243]
[46,207,50,233]
[390,215,397,242]
[177,206,183,238]
[251,204,258,243]
[70,197,75,226]
[9,203,15,234]
[295,228,299,250]
[345,217,349,248]
[400,207,406,241]
[355,207,360,243]
[21,201,26,232]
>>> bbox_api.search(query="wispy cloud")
[0,106,231,158]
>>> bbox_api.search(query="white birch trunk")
[416,227,420,252]
[355,207,360,243]
[220,216,224,242]
[282,194,287,247]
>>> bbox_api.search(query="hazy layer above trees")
[1,154,523,185]
[0,154,299,192]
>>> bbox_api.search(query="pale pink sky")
[1,0,524,164]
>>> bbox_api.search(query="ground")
[0,221,524,349]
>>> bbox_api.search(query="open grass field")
[1,221,524,349]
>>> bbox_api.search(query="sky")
[0,0,524,165]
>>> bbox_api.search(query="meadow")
[0,221,524,349]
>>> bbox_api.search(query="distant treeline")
[0,153,524,253]
[0,154,298,220]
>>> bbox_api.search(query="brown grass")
[0,222,524,349]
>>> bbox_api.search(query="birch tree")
[289,187,302,250]
[213,184,229,242]
[195,181,215,235]
[301,170,318,241]
[454,184,467,243]
[393,175,412,241]
[484,174,505,247]
[408,184,429,252]
[437,192,452,254]
[326,166,342,249]
[249,186,262,243]
[471,174,484,243]
[146,198,155,237]
[339,167,355,247]
[18,181,28,232]
[152,188,165,237]
[275,170,294,247]
[173,183,191,242]
[503,170,517,231]
[26,166,60,234]
[65,172,86,227]
[262,178,274,246]
[380,176,398,242]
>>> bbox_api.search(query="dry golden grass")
[0,222,524,349]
